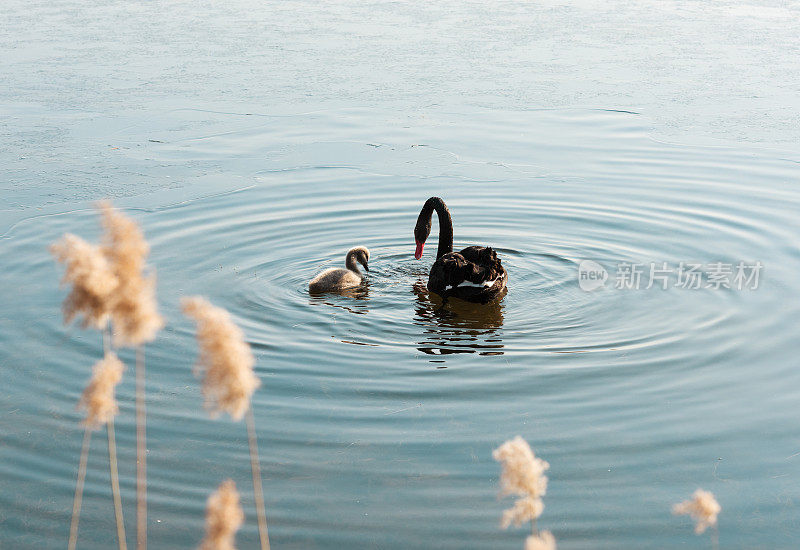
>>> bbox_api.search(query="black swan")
[309,246,370,292]
[414,197,507,303]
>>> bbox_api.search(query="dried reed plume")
[50,233,118,329]
[79,353,125,428]
[55,202,159,550]
[98,201,163,347]
[501,496,545,529]
[97,201,163,550]
[200,480,244,550]
[181,296,260,420]
[493,436,550,529]
[673,489,721,535]
[183,296,269,549]
[525,531,557,550]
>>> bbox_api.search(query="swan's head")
[414,212,433,259]
[414,196,448,259]
[348,246,370,272]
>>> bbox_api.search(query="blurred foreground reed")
[674,489,721,549]
[200,480,244,550]
[53,201,162,550]
[494,436,555,549]
[183,296,269,550]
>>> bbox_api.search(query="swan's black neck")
[417,197,453,259]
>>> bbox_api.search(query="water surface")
[2,2,800,549]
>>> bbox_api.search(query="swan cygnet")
[308,246,370,293]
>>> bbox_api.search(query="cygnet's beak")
[363,262,369,272]
[414,241,424,260]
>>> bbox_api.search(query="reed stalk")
[246,407,270,550]
[67,428,92,550]
[136,346,147,550]
[104,325,127,550]
[107,418,128,550]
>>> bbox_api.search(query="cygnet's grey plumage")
[308,246,370,293]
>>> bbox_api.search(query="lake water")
[2,1,800,549]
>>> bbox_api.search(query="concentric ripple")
[3,107,800,549]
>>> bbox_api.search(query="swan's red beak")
[414,241,424,260]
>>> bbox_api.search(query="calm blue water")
[2,2,800,549]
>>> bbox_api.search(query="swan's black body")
[414,197,507,304]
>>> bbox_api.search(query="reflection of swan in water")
[412,279,505,360]
[308,279,371,315]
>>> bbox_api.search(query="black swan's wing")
[458,246,505,281]
[428,247,505,293]
[427,246,507,303]
[428,253,482,294]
